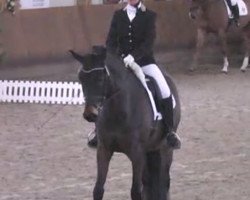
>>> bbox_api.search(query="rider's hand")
[129,61,141,72]
[123,54,134,68]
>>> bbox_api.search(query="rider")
[226,0,240,26]
[87,0,181,149]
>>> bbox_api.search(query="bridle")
[80,65,112,111]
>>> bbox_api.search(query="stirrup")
[87,130,97,148]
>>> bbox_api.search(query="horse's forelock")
[92,45,106,59]
[82,54,102,69]
[82,54,93,71]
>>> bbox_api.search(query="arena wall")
[0,0,196,66]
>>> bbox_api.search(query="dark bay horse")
[189,0,250,72]
[70,48,181,200]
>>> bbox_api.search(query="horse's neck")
[105,53,149,105]
[106,53,137,95]
[110,70,141,96]
[105,77,119,99]
[106,73,152,125]
[106,68,148,107]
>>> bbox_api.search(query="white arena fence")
[0,80,85,105]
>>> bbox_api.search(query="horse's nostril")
[83,112,98,122]
[83,105,99,122]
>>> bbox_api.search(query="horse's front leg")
[240,54,249,72]
[93,144,113,200]
[218,30,229,73]
[159,147,173,200]
[190,28,206,71]
[129,146,145,200]
[142,151,161,200]
[240,30,250,72]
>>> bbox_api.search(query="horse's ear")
[69,50,85,63]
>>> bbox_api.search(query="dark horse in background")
[189,0,250,72]
[70,47,181,200]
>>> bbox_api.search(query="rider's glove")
[123,54,134,68]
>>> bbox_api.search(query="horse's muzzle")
[83,105,98,122]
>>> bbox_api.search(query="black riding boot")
[161,96,181,149]
[232,5,240,26]
[87,128,98,148]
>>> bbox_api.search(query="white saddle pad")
[224,0,248,18]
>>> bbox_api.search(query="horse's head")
[188,0,207,19]
[69,46,107,122]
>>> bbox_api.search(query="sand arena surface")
[0,52,250,200]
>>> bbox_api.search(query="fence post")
[0,80,85,105]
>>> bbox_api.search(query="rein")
[101,66,121,105]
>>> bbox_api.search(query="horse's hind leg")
[240,28,250,72]
[93,145,113,200]
[218,29,230,73]
[190,28,206,71]
[129,147,145,200]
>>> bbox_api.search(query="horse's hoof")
[221,70,228,74]
[240,68,246,73]
[189,67,195,72]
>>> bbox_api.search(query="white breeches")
[128,62,162,120]
[230,0,238,6]
[142,64,171,99]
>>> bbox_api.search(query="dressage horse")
[189,0,250,72]
[70,48,181,200]
[0,0,17,14]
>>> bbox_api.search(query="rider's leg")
[142,64,181,149]
[226,0,233,8]
[226,0,240,26]
[232,4,240,26]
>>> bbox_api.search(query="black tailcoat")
[106,6,157,66]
